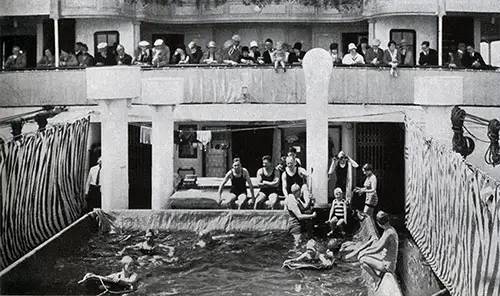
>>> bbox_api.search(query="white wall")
[75,18,135,57]
[372,16,436,54]
[2,0,49,16]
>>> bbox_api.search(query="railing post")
[54,17,59,68]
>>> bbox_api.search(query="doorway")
[442,16,474,61]
[1,35,36,68]
[152,33,185,53]
[43,18,76,54]
[231,127,274,177]
[342,32,369,54]
[355,123,405,215]
[128,124,152,209]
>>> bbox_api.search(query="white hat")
[138,40,150,47]
[249,41,258,48]
[97,42,108,49]
[348,43,357,51]
[371,39,381,46]
[232,35,241,42]
[207,41,216,48]
[154,39,164,46]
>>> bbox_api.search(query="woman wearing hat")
[288,42,306,64]
[202,41,222,64]
[345,211,398,289]
[399,39,414,66]
[354,163,378,217]
[248,41,262,63]
[342,43,365,65]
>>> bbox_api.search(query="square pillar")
[303,49,332,208]
[87,67,141,210]
[151,105,175,209]
[99,99,129,210]
[272,128,282,165]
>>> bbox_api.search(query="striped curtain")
[405,119,500,296]
[0,117,89,270]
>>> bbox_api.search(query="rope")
[485,119,500,166]
[450,106,475,158]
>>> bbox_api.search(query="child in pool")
[283,239,334,268]
[82,256,138,291]
[117,229,175,257]
[326,188,348,237]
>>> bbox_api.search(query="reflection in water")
[35,231,367,296]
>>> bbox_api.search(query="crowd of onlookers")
[2,35,490,71]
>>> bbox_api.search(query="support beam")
[99,99,129,210]
[151,105,175,209]
[36,21,44,62]
[272,128,282,166]
[438,15,443,66]
[303,49,332,208]
[54,18,59,68]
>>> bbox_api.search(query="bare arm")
[217,171,232,200]
[262,169,279,187]
[343,202,347,222]
[328,202,335,221]
[244,169,255,199]
[328,157,338,177]
[365,175,377,194]
[256,168,263,185]
[282,171,289,197]
[286,196,316,220]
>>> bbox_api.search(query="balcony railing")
[1,65,499,107]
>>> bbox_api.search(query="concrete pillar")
[474,18,481,51]
[151,105,175,210]
[303,49,332,208]
[36,21,44,62]
[87,67,141,210]
[368,19,376,41]
[272,128,282,165]
[342,123,355,159]
[133,21,141,51]
[54,18,59,68]
[99,99,129,210]
[438,15,443,66]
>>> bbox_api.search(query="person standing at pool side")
[85,157,102,212]
[354,163,378,219]
[346,211,398,289]
[255,155,280,209]
[218,158,255,209]
[285,184,316,248]
[281,156,309,198]
[287,147,302,167]
[328,151,359,203]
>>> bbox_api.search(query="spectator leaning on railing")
[95,42,117,66]
[59,50,79,67]
[239,46,255,64]
[79,44,95,67]
[399,39,414,66]
[202,41,222,64]
[5,46,27,70]
[342,43,365,65]
[187,41,203,64]
[249,41,263,64]
[418,41,438,66]
[116,44,133,65]
[37,49,55,68]
[365,39,383,66]
[462,44,486,69]
[134,40,153,66]
[152,39,170,67]
[262,38,275,64]
[330,43,343,65]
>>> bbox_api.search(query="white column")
[272,128,282,165]
[474,18,481,51]
[342,123,355,158]
[368,19,376,41]
[54,18,59,68]
[438,15,443,66]
[151,105,175,210]
[36,21,44,62]
[99,99,129,210]
[303,49,332,208]
[133,21,141,48]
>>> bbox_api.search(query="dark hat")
[376,211,390,225]
[293,42,302,50]
[265,38,273,44]
[330,42,339,50]
[75,42,84,46]
[241,46,249,52]
[360,37,368,44]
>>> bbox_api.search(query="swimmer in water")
[82,256,138,291]
[283,239,334,268]
[194,230,237,248]
[117,229,175,257]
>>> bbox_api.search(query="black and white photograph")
[0,0,500,295]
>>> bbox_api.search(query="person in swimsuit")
[285,183,316,248]
[354,163,378,218]
[328,151,358,203]
[283,239,333,267]
[326,188,348,236]
[255,155,280,209]
[345,211,398,289]
[281,156,310,199]
[117,229,175,257]
[83,256,138,291]
[218,158,255,209]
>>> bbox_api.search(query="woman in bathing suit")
[117,229,175,257]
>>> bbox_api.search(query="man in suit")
[74,42,84,59]
[462,45,486,69]
[364,39,384,66]
[418,41,438,66]
[357,37,370,59]
[262,38,275,64]
[85,157,102,212]
[115,44,133,65]
[94,42,117,66]
[228,35,242,63]
[4,46,27,69]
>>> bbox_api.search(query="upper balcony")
[1,65,499,107]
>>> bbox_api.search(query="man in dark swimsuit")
[218,158,255,209]
[281,156,310,199]
[255,155,280,209]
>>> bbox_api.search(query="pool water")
[29,231,368,296]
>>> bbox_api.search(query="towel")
[196,130,212,147]
[140,126,152,144]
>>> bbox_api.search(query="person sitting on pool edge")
[283,239,334,268]
[83,256,138,291]
[218,157,255,209]
[285,183,316,248]
[345,211,399,289]
[326,188,348,237]
[117,229,175,257]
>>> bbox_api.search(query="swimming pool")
[19,230,367,295]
